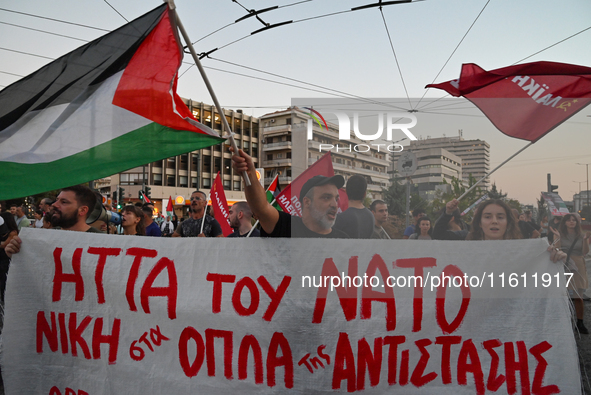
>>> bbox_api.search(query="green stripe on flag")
[0,122,224,200]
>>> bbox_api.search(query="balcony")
[263,159,292,167]
[262,124,291,133]
[263,141,292,151]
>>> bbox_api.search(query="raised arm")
[231,148,279,234]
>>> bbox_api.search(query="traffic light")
[113,191,117,202]
[547,174,558,193]
[145,186,151,199]
[139,190,144,200]
[119,187,125,202]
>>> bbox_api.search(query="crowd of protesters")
[1,147,589,335]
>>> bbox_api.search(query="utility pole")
[576,163,590,210]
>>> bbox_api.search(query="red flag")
[426,61,591,142]
[211,172,233,236]
[166,196,174,214]
[276,152,348,216]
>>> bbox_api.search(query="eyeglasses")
[190,196,204,201]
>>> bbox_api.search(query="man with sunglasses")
[172,191,223,238]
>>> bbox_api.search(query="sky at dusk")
[1,0,590,205]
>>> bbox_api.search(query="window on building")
[277,153,283,159]
[151,160,162,168]
[167,175,175,187]
[224,158,231,171]
[191,155,199,171]
[191,177,198,188]
[252,123,259,138]
[214,113,222,130]
[179,154,188,171]
[214,157,221,173]
[267,137,273,144]
[287,152,291,159]
[267,154,273,160]
[286,118,291,125]
[223,180,231,190]
[203,110,212,125]
[233,181,241,190]
[243,141,250,150]
[202,178,211,188]
[167,158,176,169]
[251,142,258,158]
[202,155,211,173]
[179,176,188,188]
[287,169,292,177]
[153,174,162,186]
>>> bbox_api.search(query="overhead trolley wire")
[0,21,90,42]
[103,0,129,23]
[512,25,591,65]
[207,57,410,110]
[0,7,110,32]
[379,7,412,109]
[415,0,491,111]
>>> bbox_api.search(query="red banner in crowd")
[276,152,348,216]
[427,61,591,142]
[211,172,233,236]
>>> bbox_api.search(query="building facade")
[404,148,463,201]
[260,107,390,199]
[98,99,260,216]
[393,135,490,190]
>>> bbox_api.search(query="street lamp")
[576,162,590,210]
[573,180,584,211]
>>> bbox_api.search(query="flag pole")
[200,192,211,235]
[246,177,278,237]
[457,141,535,201]
[167,0,251,186]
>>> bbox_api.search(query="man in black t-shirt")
[172,190,223,238]
[231,149,349,238]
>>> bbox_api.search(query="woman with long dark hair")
[551,214,590,334]
[466,199,522,240]
[121,206,146,236]
[409,217,433,240]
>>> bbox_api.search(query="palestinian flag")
[266,174,282,211]
[0,4,224,200]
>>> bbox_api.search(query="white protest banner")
[3,228,580,394]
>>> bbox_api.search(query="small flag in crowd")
[266,174,283,211]
[141,191,151,204]
[0,4,224,200]
[211,172,233,237]
[426,61,591,142]
[166,196,174,216]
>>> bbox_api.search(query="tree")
[381,175,407,217]
[487,182,507,200]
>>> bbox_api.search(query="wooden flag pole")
[167,0,251,186]
[457,141,535,201]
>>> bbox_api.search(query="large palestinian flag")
[0,4,224,200]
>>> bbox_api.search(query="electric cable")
[379,7,412,108]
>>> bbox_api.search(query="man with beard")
[48,185,103,232]
[172,190,223,238]
[5,185,101,258]
[231,148,349,238]
[227,201,259,237]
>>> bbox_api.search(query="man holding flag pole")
[172,190,222,238]
[231,148,349,238]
